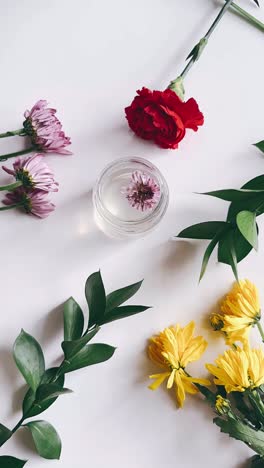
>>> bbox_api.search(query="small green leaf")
[0,456,27,467]
[254,140,264,153]
[227,176,264,221]
[100,305,151,325]
[0,424,12,447]
[23,368,64,418]
[186,37,207,61]
[63,297,84,341]
[13,330,45,392]
[25,420,61,460]
[236,210,258,250]
[60,343,116,374]
[62,327,99,359]
[203,189,264,202]
[36,383,72,403]
[229,239,239,282]
[199,226,230,281]
[106,280,143,312]
[254,141,264,153]
[214,417,264,457]
[85,271,106,327]
[250,455,264,467]
[177,221,228,240]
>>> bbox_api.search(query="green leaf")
[106,280,143,312]
[214,417,264,457]
[229,238,239,282]
[177,221,228,240]
[227,176,264,221]
[60,343,116,374]
[195,384,216,407]
[255,141,264,153]
[100,305,151,325]
[13,330,45,392]
[186,37,207,61]
[63,297,84,341]
[0,424,12,447]
[25,420,61,460]
[85,271,106,327]
[203,189,264,202]
[199,226,230,281]
[0,456,27,467]
[218,228,253,264]
[236,210,258,250]
[23,367,64,418]
[62,327,100,359]
[36,383,72,403]
[250,455,264,467]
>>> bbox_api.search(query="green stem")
[179,0,233,79]
[229,1,264,32]
[0,202,23,211]
[257,321,264,343]
[11,417,25,435]
[0,181,22,191]
[0,129,26,138]
[0,147,35,162]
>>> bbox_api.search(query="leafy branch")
[177,142,264,280]
[0,271,150,466]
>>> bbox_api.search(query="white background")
[0,0,264,466]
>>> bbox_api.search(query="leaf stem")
[0,129,26,138]
[257,321,264,343]
[0,181,22,192]
[0,147,35,162]
[11,417,25,435]
[179,0,233,79]
[0,202,23,212]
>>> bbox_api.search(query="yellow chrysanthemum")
[211,280,261,345]
[206,346,264,393]
[215,395,231,415]
[148,321,210,408]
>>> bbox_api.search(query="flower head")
[3,188,55,218]
[211,280,261,345]
[125,88,204,149]
[215,395,231,415]
[122,171,160,211]
[206,346,264,393]
[2,154,58,192]
[148,321,210,407]
[23,100,72,155]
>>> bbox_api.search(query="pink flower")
[3,189,55,218]
[122,171,161,211]
[2,154,58,192]
[23,100,72,155]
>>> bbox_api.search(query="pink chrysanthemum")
[3,189,55,218]
[23,100,72,155]
[2,154,58,192]
[122,171,160,211]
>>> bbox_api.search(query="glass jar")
[93,157,169,239]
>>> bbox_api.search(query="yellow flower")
[211,280,261,345]
[148,321,210,407]
[215,395,231,415]
[206,346,264,393]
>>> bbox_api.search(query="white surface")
[0,1,264,466]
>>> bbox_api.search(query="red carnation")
[125,87,204,150]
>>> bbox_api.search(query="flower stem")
[0,181,22,191]
[179,0,233,79]
[0,129,26,138]
[230,2,264,32]
[0,202,23,211]
[11,416,25,435]
[257,321,264,343]
[0,147,35,162]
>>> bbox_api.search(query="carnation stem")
[0,129,26,138]
[0,147,36,162]
[229,2,264,32]
[257,321,264,343]
[179,0,234,79]
[0,181,22,191]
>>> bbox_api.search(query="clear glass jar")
[93,157,169,239]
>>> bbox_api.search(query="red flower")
[125,87,204,149]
